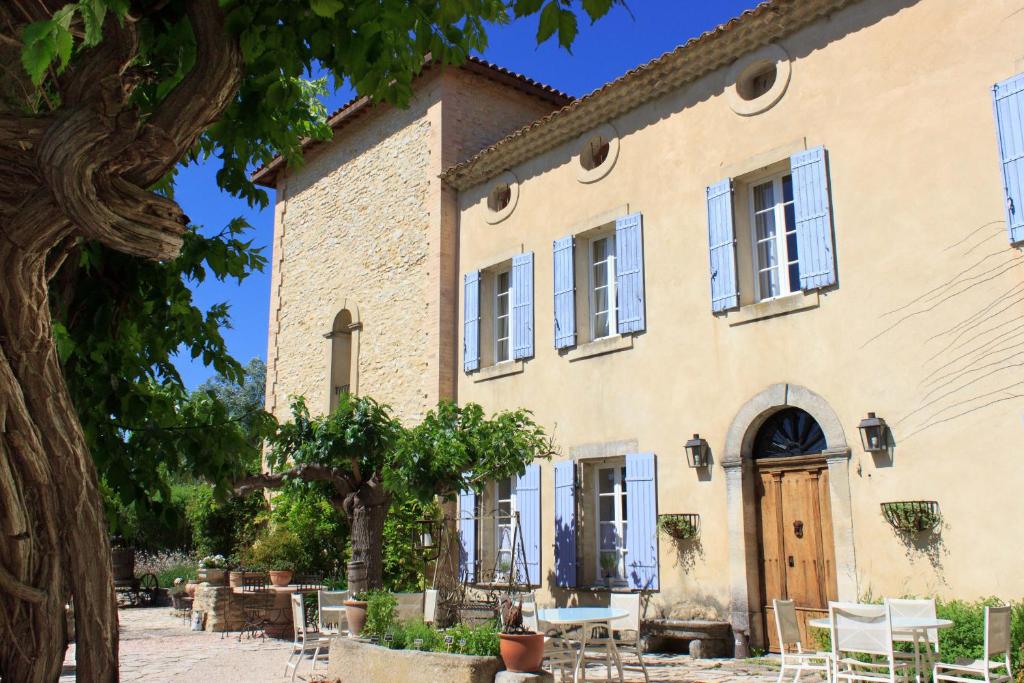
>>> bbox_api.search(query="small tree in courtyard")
[235,396,554,591]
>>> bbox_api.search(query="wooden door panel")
[757,472,786,607]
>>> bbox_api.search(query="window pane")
[786,231,800,263]
[753,182,775,211]
[497,527,512,550]
[755,210,777,243]
[757,237,778,268]
[592,260,609,288]
[497,339,509,361]
[593,313,609,339]
[600,523,621,550]
[599,496,615,521]
[620,467,627,490]
[497,271,510,293]
[498,479,512,499]
[599,468,616,494]
[783,202,797,233]
[788,263,801,290]
[592,237,609,262]
[782,174,794,203]
[759,269,780,298]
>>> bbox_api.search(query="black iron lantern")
[684,433,710,468]
[413,519,441,559]
[858,412,888,452]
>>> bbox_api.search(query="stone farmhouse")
[257,0,1024,653]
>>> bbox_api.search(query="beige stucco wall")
[264,69,558,424]
[456,0,1024,635]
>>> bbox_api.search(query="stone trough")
[326,637,504,683]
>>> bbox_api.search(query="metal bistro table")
[538,607,630,683]
[808,616,953,683]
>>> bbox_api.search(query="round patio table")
[538,607,629,683]
[808,616,953,683]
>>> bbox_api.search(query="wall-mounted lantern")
[684,433,710,468]
[858,412,888,453]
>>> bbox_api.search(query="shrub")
[444,622,501,657]
[364,590,398,638]
[935,598,1024,670]
[135,550,197,588]
[268,486,348,576]
[243,527,305,571]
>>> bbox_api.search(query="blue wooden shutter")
[625,452,658,590]
[463,271,480,372]
[458,489,477,583]
[516,464,541,586]
[553,236,576,349]
[615,213,646,334]
[707,179,739,313]
[553,460,577,587]
[511,252,534,359]
[791,147,838,289]
[993,74,1024,245]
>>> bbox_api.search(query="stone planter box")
[326,637,502,683]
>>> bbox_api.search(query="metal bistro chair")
[830,602,911,683]
[933,606,1013,683]
[774,598,832,683]
[284,593,332,683]
[238,575,274,641]
[520,593,577,683]
[885,598,939,680]
[170,591,194,625]
[585,593,650,683]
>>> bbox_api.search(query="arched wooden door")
[754,408,838,651]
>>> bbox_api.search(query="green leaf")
[536,0,560,43]
[20,26,56,85]
[79,0,108,46]
[513,0,545,17]
[581,0,615,22]
[557,9,578,50]
[309,0,344,18]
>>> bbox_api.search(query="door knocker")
[793,520,804,538]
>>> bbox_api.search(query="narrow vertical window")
[494,269,512,363]
[494,478,517,581]
[590,236,617,339]
[595,465,628,585]
[751,173,799,301]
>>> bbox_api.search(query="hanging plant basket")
[657,514,700,541]
[881,501,942,533]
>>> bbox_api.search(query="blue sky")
[174,1,760,389]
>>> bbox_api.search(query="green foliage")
[180,483,265,558]
[135,550,197,589]
[243,527,305,571]
[268,487,348,577]
[381,498,437,592]
[380,616,500,657]
[935,598,1024,670]
[54,222,275,543]
[363,590,398,638]
[442,622,501,657]
[657,514,699,541]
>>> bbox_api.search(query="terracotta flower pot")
[268,570,293,587]
[499,632,545,673]
[344,599,368,636]
[184,580,199,597]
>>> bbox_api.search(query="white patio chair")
[284,593,332,682]
[588,593,649,683]
[317,589,348,634]
[830,602,911,683]
[933,606,1013,683]
[885,598,939,679]
[423,589,438,625]
[774,598,832,682]
[521,593,577,682]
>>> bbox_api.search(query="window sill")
[565,335,633,362]
[727,291,819,327]
[473,360,524,382]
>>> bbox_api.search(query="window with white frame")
[750,172,800,301]
[589,235,617,339]
[494,269,512,363]
[594,465,627,585]
[494,477,517,580]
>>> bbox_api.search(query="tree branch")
[234,464,353,502]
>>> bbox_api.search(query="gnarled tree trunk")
[345,488,391,591]
[0,1,241,680]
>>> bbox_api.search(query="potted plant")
[495,557,512,582]
[344,592,369,636]
[497,595,544,673]
[657,514,700,541]
[246,527,303,587]
[600,553,620,586]
[197,554,228,585]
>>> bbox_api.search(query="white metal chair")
[600,593,650,683]
[774,598,832,682]
[395,591,425,623]
[933,606,1013,683]
[830,602,911,683]
[284,593,332,682]
[521,593,577,682]
[423,589,438,625]
[317,589,348,634]
[885,598,939,681]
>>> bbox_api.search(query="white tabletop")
[808,617,953,631]
[320,606,347,613]
[538,607,629,625]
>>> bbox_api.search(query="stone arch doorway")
[721,384,856,654]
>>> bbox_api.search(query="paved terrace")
[61,608,810,682]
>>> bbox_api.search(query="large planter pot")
[198,568,227,586]
[228,570,263,588]
[498,632,544,673]
[268,570,293,587]
[344,599,368,636]
[327,637,501,683]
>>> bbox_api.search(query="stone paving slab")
[60,608,810,682]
